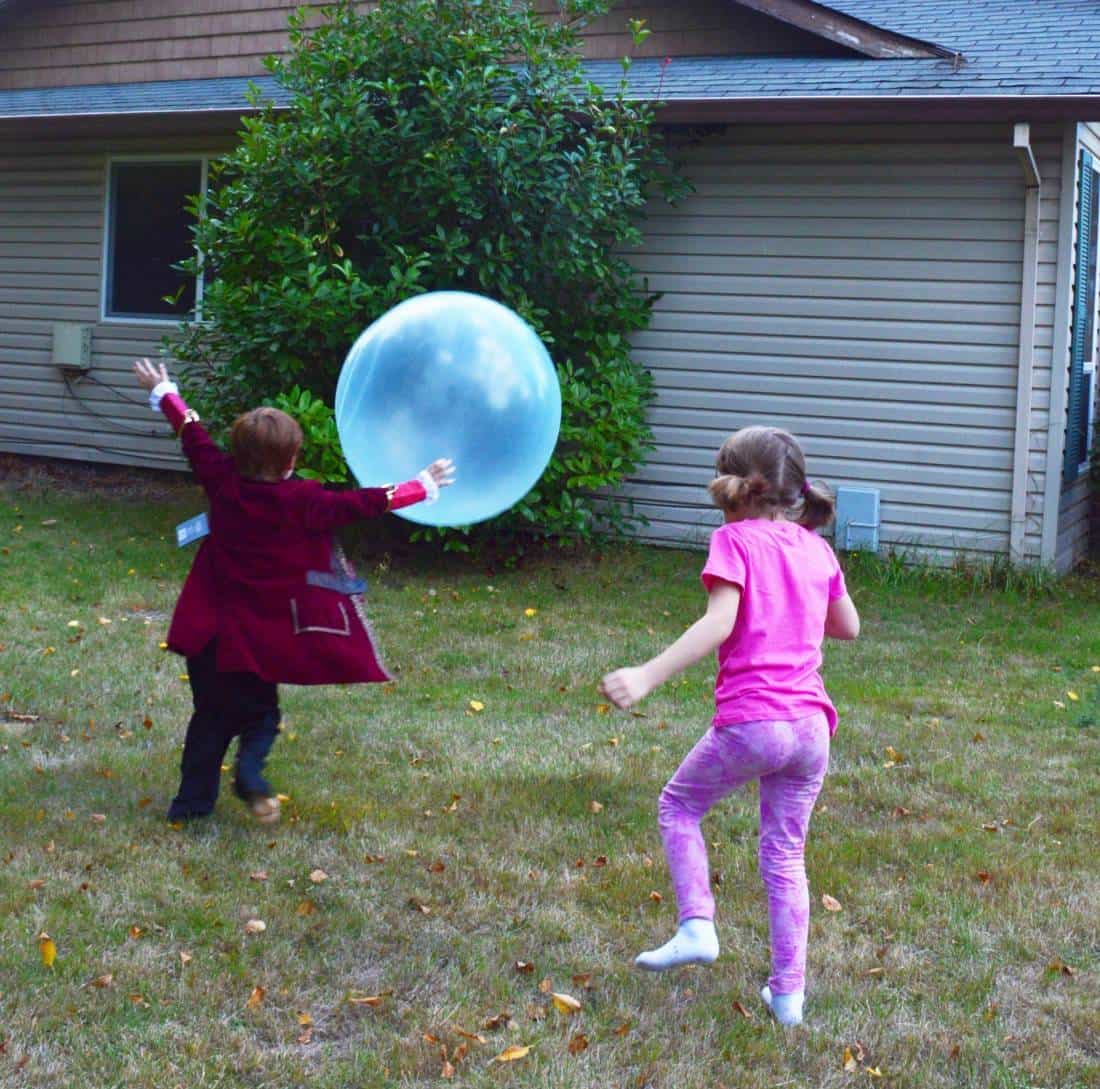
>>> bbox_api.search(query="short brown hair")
[230,407,303,480]
[707,426,835,531]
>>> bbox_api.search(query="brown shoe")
[248,795,280,824]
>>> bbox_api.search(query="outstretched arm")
[599,581,741,710]
[298,458,456,532]
[132,358,232,492]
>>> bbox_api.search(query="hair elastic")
[800,481,812,497]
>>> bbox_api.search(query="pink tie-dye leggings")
[657,711,830,994]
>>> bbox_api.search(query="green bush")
[270,385,347,483]
[167,0,687,539]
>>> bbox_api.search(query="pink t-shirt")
[701,519,847,735]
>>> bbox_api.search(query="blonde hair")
[230,407,303,480]
[707,426,835,531]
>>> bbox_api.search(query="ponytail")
[708,471,771,515]
[797,480,835,531]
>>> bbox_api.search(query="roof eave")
[656,94,1100,124]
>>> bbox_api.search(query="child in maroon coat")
[134,358,454,823]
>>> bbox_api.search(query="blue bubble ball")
[335,291,562,527]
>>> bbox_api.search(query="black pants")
[168,640,280,820]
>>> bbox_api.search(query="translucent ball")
[335,291,562,527]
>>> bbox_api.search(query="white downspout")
[1010,122,1041,563]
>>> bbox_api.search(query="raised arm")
[132,358,233,493]
[599,580,741,710]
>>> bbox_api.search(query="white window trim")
[100,153,212,326]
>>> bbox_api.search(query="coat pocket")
[290,592,351,637]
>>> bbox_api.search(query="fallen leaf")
[128,925,143,940]
[732,1000,753,1018]
[551,992,582,1015]
[971,731,985,743]
[250,870,269,882]
[975,870,992,884]
[568,1033,589,1055]
[822,894,843,912]
[1047,958,1076,977]
[246,985,265,1009]
[614,1021,632,1037]
[38,934,57,968]
[89,973,114,989]
[842,1046,859,1072]
[884,745,905,767]
[91,813,107,824]
[296,900,316,916]
[26,878,46,890]
[441,1059,455,1078]
[454,1027,487,1043]
[484,1011,514,1030]
[524,607,538,617]
[468,699,485,713]
[865,1066,884,1078]
[1053,700,1066,710]
[309,868,328,883]
[892,805,912,817]
[427,860,446,873]
[592,856,608,867]
[648,890,663,903]
[588,800,604,813]
[179,951,193,966]
[244,919,267,935]
[596,703,611,715]
[493,1044,531,1063]
[408,898,431,914]
[514,960,535,974]
[571,972,593,989]
[537,978,552,994]
[297,1011,313,1026]
[298,1027,313,1045]
[347,992,385,1006]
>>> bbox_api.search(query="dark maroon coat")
[160,392,426,685]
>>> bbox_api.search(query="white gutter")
[1010,122,1041,563]
[1040,124,1080,565]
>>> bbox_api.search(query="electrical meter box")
[52,322,93,373]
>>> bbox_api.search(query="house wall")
[620,122,1067,562]
[0,0,841,91]
[0,130,232,469]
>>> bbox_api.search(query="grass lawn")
[1,462,1097,1089]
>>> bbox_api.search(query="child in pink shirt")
[600,426,860,1026]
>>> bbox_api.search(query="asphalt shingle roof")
[1,0,1099,119]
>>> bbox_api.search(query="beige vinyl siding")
[0,134,227,470]
[1024,125,1067,564]
[618,123,1034,560]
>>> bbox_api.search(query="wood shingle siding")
[618,123,1065,561]
[0,0,839,92]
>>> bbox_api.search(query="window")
[104,159,204,321]
[1066,149,1099,482]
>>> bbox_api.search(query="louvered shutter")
[1065,150,1097,482]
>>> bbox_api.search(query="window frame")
[100,153,210,326]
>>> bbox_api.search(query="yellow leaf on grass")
[1067,691,1079,701]
[179,951,193,966]
[309,868,328,883]
[842,1046,859,1072]
[244,919,267,935]
[38,934,57,968]
[551,992,582,1015]
[493,1044,531,1063]
[297,1011,313,1026]
[468,699,485,713]
[596,703,611,715]
[588,800,604,814]
[246,985,265,1010]
[822,894,843,912]
[347,992,385,1006]
[524,608,538,618]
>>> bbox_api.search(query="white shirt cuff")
[149,379,179,412]
[417,469,440,504]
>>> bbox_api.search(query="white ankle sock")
[761,984,804,1026]
[634,917,719,972]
